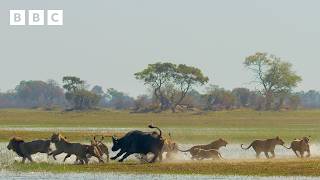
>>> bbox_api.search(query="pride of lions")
[6,125,311,164]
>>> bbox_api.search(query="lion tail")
[241,143,253,150]
[282,145,291,149]
[177,147,191,152]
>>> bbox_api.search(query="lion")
[90,136,110,162]
[63,136,106,163]
[192,148,223,160]
[178,138,228,160]
[136,133,178,162]
[7,137,51,163]
[284,136,311,158]
[241,136,285,159]
[49,133,91,164]
[160,133,178,160]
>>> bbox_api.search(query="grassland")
[1,108,320,176]
[0,108,319,143]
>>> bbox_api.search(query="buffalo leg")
[264,152,270,159]
[119,152,132,162]
[150,152,159,163]
[22,157,26,163]
[110,150,125,160]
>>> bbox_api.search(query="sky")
[0,0,320,96]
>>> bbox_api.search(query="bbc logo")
[10,10,63,26]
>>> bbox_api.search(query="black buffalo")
[110,125,164,163]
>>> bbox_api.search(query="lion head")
[303,136,310,143]
[7,137,25,157]
[211,138,228,148]
[275,136,285,145]
[51,133,67,143]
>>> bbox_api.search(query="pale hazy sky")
[0,0,319,96]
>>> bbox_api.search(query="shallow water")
[1,171,319,180]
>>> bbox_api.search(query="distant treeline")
[0,79,319,111]
[0,52,318,112]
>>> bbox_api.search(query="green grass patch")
[0,109,319,143]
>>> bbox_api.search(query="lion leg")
[106,152,110,162]
[27,155,33,162]
[270,151,275,158]
[306,148,311,158]
[94,155,104,163]
[78,156,88,164]
[78,157,84,165]
[299,151,304,158]
[293,150,300,158]
[50,150,63,160]
[74,157,80,164]
[63,154,72,162]
[83,157,89,164]
[158,152,163,162]
[166,152,171,159]
[46,148,52,159]
[255,151,261,159]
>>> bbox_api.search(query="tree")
[135,62,176,110]
[287,93,300,110]
[232,88,251,108]
[62,76,100,110]
[91,85,104,96]
[62,76,84,92]
[105,88,134,109]
[71,89,100,110]
[135,62,208,112]
[203,85,235,110]
[15,80,65,107]
[133,94,153,113]
[298,90,320,108]
[244,52,302,110]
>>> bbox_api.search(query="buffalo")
[111,125,164,163]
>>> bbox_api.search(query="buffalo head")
[111,135,120,151]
